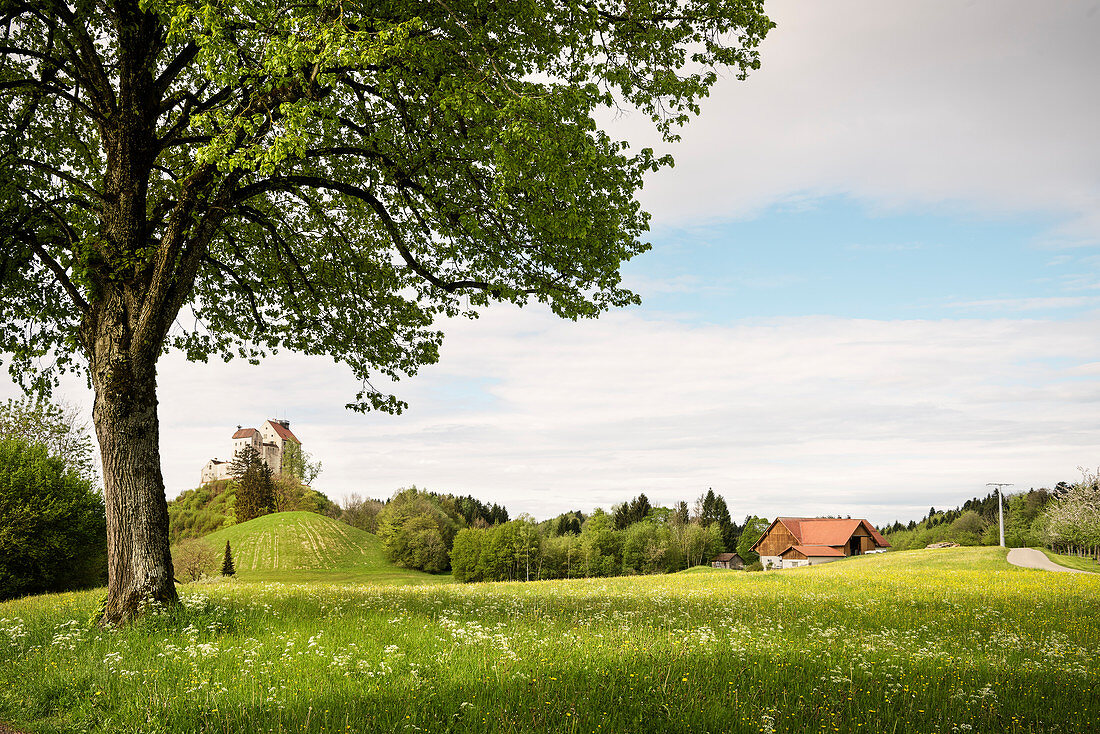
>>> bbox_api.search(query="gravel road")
[1007,547,1091,573]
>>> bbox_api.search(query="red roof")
[265,420,300,443]
[753,517,891,551]
[232,428,259,439]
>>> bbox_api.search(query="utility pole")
[986,483,1013,548]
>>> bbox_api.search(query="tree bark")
[89,300,177,626]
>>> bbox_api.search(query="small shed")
[778,545,846,568]
[711,552,744,570]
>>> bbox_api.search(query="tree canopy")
[230,444,275,522]
[1,0,772,410]
[0,396,97,481]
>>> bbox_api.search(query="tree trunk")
[89,309,177,626]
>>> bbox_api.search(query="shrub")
[172,539,220,582]
[0,437,106,600]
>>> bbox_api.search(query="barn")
[751,517,890,569]
[710,552,744,570]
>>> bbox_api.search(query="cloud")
[610,1,1100,243]
[945,296,1100,312]
[10,307,1097,527]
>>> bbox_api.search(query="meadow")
[1,548,1097,733]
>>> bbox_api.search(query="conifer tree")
[221,540,235,577]
[231,446,275,523]
[713,496,738,552]
[696,488,718,527]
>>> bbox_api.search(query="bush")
[172,539,219,582]
[0,437,106,600]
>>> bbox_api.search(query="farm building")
[711,552,744,570]
[751,517,890,569]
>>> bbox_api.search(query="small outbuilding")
[711,552,744,570]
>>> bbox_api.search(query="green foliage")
[281,442,322,486]
[453,497,752,583]
[737,516,770,564]
[696,488,718,527]
[0,0,773,415]
[168,480,236,543]
[376,488,463,573]
[712,495,737,551]
[0,438,106,600]
[231,446,276,523]
[0,397,96,483]
[611,493,652,530]
[544,510,584,537]
[221,540,235,577]
[338,493,386,534]
[621,520,671,575]
[449,528,486,583]
[885,488,1059,551]
[271,473,340,516]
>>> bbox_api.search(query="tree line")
[883,488,1059,550]
[1039,471,1100,560]
[884,476,1100,564]
[366,486,772,582]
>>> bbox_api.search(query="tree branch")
[13,156,106,206]
[200,250,266,334]
[233,175,506,294]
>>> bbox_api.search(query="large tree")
[0,0,771,624]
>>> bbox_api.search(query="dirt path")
[0,722,27,734]
[1007,548,1091,573]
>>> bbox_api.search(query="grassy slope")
[195,511,450,585]
[1039,548,1100,573]
[1,547,1098,733]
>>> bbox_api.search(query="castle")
[200,419,301,485]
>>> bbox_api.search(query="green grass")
[1039,548,1100,573]
[1,547,1097,733]
[192,511,451,585]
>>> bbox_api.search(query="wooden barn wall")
[756,523,797,556]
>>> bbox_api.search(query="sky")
[4,0,1100,526]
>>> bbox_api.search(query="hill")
[195,511,451,585]
[167,479,340,543]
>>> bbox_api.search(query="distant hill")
[194,511,451,585]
